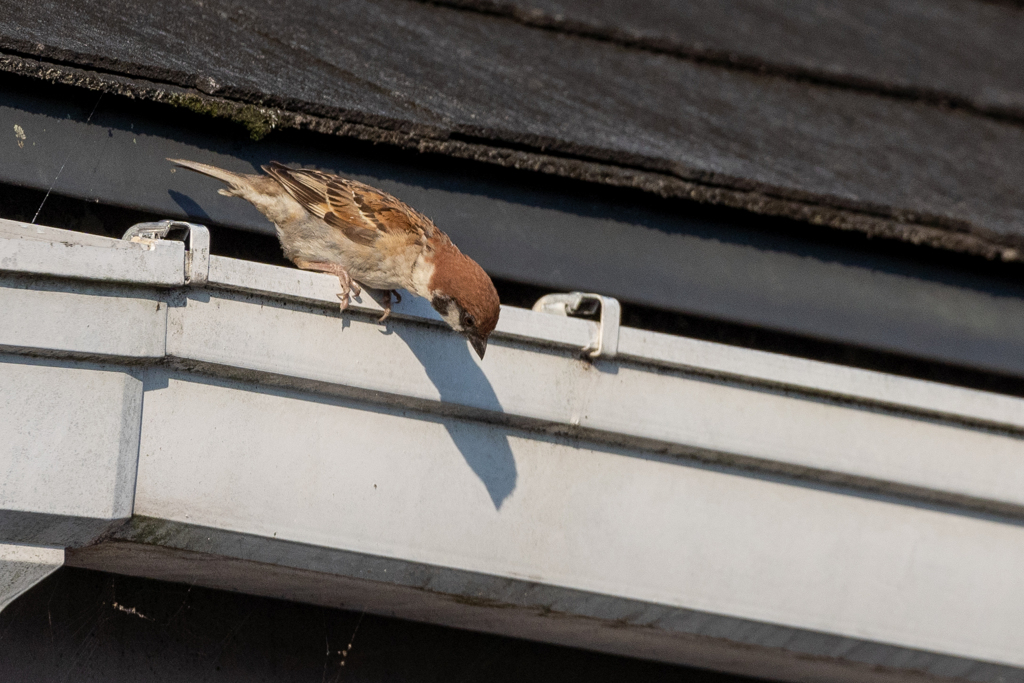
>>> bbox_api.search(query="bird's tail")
[167,158,256,198]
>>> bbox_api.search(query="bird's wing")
[263,162,434,247]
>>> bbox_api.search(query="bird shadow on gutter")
[391,325,517,510]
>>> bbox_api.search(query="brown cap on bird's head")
[428,244,500,359]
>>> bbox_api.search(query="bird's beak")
[470,335,488,360]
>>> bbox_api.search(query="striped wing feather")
[263,161,434,247]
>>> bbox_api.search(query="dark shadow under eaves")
[391,320,517,510]
[168,189,211,221]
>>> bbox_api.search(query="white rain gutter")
[2,217,1024,683]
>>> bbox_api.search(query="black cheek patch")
[431,294,454,316]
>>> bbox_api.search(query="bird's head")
[429,248,500,360]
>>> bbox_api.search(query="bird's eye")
[464,314,476,328]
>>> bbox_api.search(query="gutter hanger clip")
[532,292,621,359]
[122,220,210,285]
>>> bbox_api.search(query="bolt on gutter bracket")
[122,220,210,285]
[532,292,621,358]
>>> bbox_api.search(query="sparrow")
[169,159,500,359]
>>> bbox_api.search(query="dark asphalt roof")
[2,0,1024,259]
[439,0,1024,120]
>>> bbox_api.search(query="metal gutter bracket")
[533,292,621,358]
[123,220,210,285]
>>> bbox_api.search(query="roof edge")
[3,49,1022,264]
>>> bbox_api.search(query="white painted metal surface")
[0,358,143,545]
[0,543,63,614]
[2,219,1024,682]
[163,280,1024,516]
[131,371,1024,666]
[0,218,184,285]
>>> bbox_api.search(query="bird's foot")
[336,271,354,311]
[292,260,359,313]
[335,270,363,312]
[377,290,402,323]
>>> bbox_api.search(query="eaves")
[3,0,1024,261]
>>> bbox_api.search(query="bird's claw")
[335,270,359,312]
[377,290,399,323]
